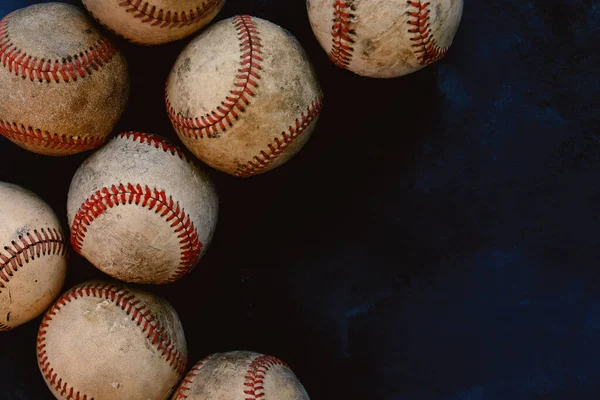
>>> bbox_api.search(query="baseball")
[166,15,323,177]
[37,281,187,400]
[0,3,129,156]
[67,132,218,284]
[0,182,67,331]
[172,351,310,399]
[81,0,226,45]
[306,0,463,78]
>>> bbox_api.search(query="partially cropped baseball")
[67,132,218,284]
[166,15,323,177]
[172,351,310,400]
[307,0,463,78]
[37,281,187,400]
[0,182,67,331]
[82,0,226,45]
[0,3,129,155]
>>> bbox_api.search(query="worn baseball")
[0,3,129,155]
[37,281,187,399]
[166,15,323,177]
[67,132,218,284]
[172,351,310,400]
[0,182,67,331]
[82,0,226,45]
[307,0,463,78]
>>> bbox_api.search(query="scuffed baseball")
[172,351,310,400]
[0,3,129,155]
[307,0,463,78]
[37,280,187,400]
[0,182,67,331]
[166,15,323,177]
[67,132,218,284]
[82,0,226,45]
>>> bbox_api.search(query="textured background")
[1,0,599,399]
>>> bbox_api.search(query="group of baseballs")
[0,0,463,399]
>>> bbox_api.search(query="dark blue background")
[0,0,599,399]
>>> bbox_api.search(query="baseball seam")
[37,282,188,399]
[117,131,189,161]
[407,1,448,65]
[0,120,105,151]
[117,131,201,172]
[330,0,356,69]
[243,355,289,399]
[0,228,66,295]
[116,0,222,28]
[70,183,202,284]
[0,13,116,83]
[234,97,323,177]
[172,355,214,399]
[166,15,263,139]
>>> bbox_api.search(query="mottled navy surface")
[0,0,598,399]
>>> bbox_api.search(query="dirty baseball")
[173,351,310,399]
[0,182,67,331]
[37,281,187,400]
[0,3,129,155]
[307,0,463,78]
[166,15,323,177]
[67,132,218,285]
[81,0,226,45]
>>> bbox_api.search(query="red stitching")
[330,0,356,68]
[407,1,448,65]
[117,0,222,29]
[117,131,189,161]
[0,228,65,294]
[166,15,263,139]
[0,120,105,151]
[37,282,188,399]
[70,184,202,284]
[172,354,214,399]
[243,355,289,399]
[234,97,323,178]
[0,13,116,83]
